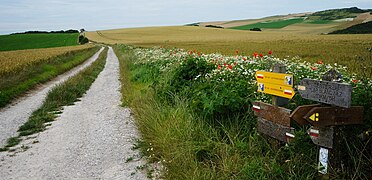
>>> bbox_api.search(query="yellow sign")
[255,71,293,87]
[257,83,295,99]
[309,113,319,121]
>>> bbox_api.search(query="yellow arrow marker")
[257,83,295,99]
[255,71,293,87]
[309,113,319,121]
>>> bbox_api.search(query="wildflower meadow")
[116,45,372,179]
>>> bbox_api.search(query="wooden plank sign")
[255,71,293,87]
[257,117,295,142]
[304,106,364,127]
[298,78,352,108]
[290,104,321,126]
[257,83,295,99]
[308,126,334,148]
[252,101,291,127]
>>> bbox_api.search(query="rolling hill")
[195,7,372,34]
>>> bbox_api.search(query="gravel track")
[0,47,146,179]
[0,47,104,147]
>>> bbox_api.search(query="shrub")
[78,35,89,44]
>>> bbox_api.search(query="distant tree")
[80,29,86,33]
[250,27,262,31]
[78,35,89,44]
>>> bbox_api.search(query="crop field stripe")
[0,46,99,107]
[230,18,305,30]
[0,33,80,51]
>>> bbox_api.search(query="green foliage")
[0,33,79,51]
[0,47,99,107]
[309,7,367,21]
[115,45,372,179]
[230,18,304,30]
[304,19,332,24]
[330,21,372,34]
[79,35,89,44]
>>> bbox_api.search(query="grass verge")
[0,47,108,151]
[114,45,324,179]
[0,46,100,108]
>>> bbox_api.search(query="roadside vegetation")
[0,45,98,107]
[0,47,107,151]
[0,33,80,51]
[115,45,372,179]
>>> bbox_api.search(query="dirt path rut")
[0,47,146,179]
[0,47,104,147]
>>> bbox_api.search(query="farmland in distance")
[86,26,372,76]
[0,33,80,51]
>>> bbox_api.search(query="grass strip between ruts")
[0,47,108,151]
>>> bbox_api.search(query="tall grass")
[0,47,108,151]
[114,45,321,179]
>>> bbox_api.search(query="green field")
[230,18,305,30]
[0,33,79,51]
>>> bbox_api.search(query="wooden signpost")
[290,104,321,126]
[254,65,295,142]
[253,101,294,142]
[297,78,352,108]
[307,127,334,148]
[253,68,364,176]
[304,106,364,127]
[255,70,295,100]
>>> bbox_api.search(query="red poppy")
[189,51,193,55]
[310,66,317,70]
[268,50,272,55]
[259,53,263,57]
[236,49,239,54]
[224,63,227,66]
[243,57,247,61]
[198,52,201,56]
[218,65,221,69]
[317,60,323,64]
[254,52,258,58]
[352,79,359,83]
[228,64,233,70]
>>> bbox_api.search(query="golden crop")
[87,26,372,76]
[0,45,94,76]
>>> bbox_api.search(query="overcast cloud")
[0,0,371,34]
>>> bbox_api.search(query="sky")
[0,0,371,34]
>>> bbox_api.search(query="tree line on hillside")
[329,21,372,34]
[11,29,79,35]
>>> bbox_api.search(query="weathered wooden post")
[253,64,295,143]
[272,64,289,106]
[291,69,364,176]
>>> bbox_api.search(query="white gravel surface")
[0,47,147,179]
[0,47,104,147]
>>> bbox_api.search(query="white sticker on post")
[318,147,329,174]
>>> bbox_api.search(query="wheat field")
[0,44,94,76]
[86,26,372,76]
